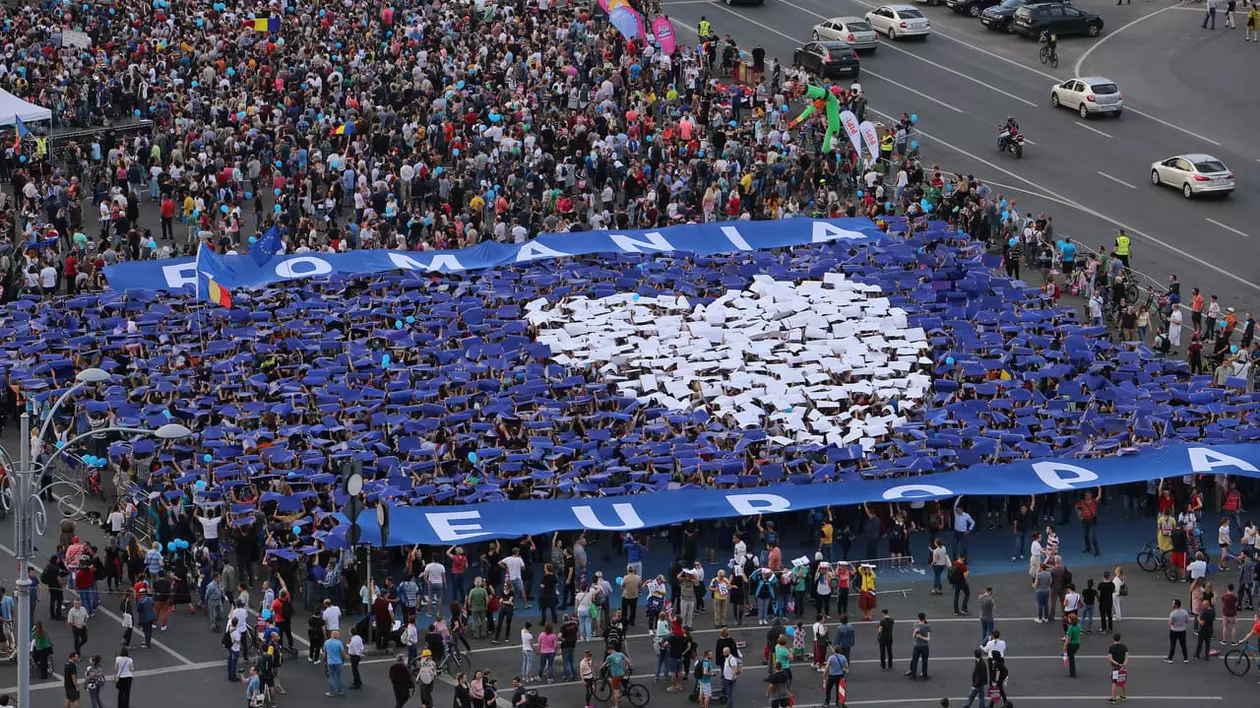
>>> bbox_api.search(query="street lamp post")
[10,367,190,708]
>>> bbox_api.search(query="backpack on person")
[949,564,963,585]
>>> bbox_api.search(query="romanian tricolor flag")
[206,277,233,309]
[332,122,355,136]
[245,16,280,32]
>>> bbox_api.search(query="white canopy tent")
[0,88,52,127]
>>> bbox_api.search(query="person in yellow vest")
[1248,5,1259,42]
[879,132,895,164]
[1114,230,1131,270]
[698,17,711,40]
[856,564,878,621]
[34,136,48,160]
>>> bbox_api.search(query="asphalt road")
[661,0,1260,312]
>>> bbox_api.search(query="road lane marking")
[0,541,197,666]
[831,698,1223,707]
[698,5,966,113]
[775,0,1038,107]
[668,21,1260,297]
[1075,121,1113,139]
[851,106,1260,294]
[1206,218,1250,239]
[793,0,1220,146]
[1097,171,1137,189]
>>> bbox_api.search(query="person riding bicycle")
[1042,31,1058,54]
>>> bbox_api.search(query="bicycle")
[1224,641,1258,676]
[1038,44,1058,68]
[1135,541,1180,582]
[592,671,651,707]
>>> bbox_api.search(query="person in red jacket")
[160,195,176,241]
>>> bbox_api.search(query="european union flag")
[250,225,282,266]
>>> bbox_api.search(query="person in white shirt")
[520,622,536,680]
[106,506,126,537]
[347,627,365,689]
[812,618,828,672]
[1187,553,1209,582]
[981,630,1008,659]
[732,534,748,570]
[321,599,342,636]
[1063,585,1083,622]
[115,646,135,706]
[423,557,447,618]
[194,507,222,553]
[500,549,527,605]
[39,265,57,296]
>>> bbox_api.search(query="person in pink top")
[538,622,558,683]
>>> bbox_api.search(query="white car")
[865,5,932,39]
[1050,77,1123,119]
[811,16,880,51]
[1150,154,1235,199]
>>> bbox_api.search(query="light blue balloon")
[394,319,403,328]
[293,526,302,535]
[274,160,283,168]
[467,451,478,463]
[167,542,177,552]
[249,236,257,244]
[406,316,416,324]
[1221,320,1228,329]
[457,80,465,89]
[856,190,863,198]
[910,114,918,123]
[885,202,893,211]
[632,294,641,301]
[245,192,253,200]
[945,356,955,365]
[203,454,212,463]
[382,354,391,367]
[910,140,919,150]
[1008,238,1018,247]
[57,440,65,449]
[274,188,282,196]
[220,205,229,213]
[195,479,207,489]
[1001,211,1009,221]
[452,148,459,157]
[1232,345,1240,354]
[920,199,930,210]
[133,109,141,117]
[226,67,235,76]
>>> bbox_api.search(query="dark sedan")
[979,0,1068,32]
[945,0,1001,18]
[792,41,861,78]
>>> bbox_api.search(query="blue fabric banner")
[354,443,1260,545]
[103,218,888,294]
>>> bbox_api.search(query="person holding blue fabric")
[754,569,777,625]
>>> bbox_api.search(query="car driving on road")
[1012,3,1104,40]
[793,41,862,77]
[811,17,880,52]
[946,0,1002,18]
[980,0,1069,32]
[1050,77,1123,118]
[865,5,932,39]
[1150,154,1235,199]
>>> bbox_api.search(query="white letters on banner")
[882,484,955,501]
[1188,447,1260,473]
[276,256,334,279]
[571,503,645,530]
[726,494,792,516]
[389,252,468,273]
[1031,461,1100,491]
[427,511,492,541]
[610,231,675,253]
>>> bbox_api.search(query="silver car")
[1150,154,1235,199]
[1050,77,1123,119]
[811,16,880,51]
[865,5,932,39]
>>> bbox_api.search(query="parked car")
[1150,154,1234,199]
[945,0,1001,18]
[1050,77,1123,118]
[865,4,932,39]
[1012,3,1103,39]
[811,16,880,52]
[980,0,1067,32]
[792,41,861,78]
